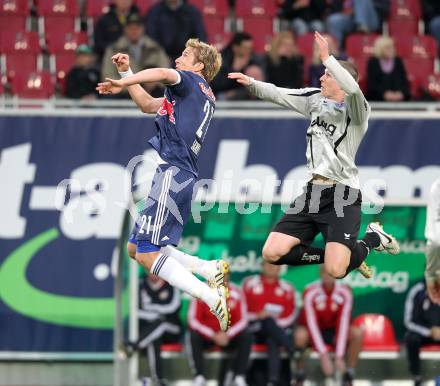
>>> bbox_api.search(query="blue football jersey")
[148,70,216,177]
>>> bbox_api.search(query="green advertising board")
[177,203,427,340]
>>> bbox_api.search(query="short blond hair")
[186,39,222,83]
[373,36,395,58]
[268,31,297,66]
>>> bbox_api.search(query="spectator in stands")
[404,280,440,386]
[187,278,251,386]
[130,273,182,386]
[308,33,346,88]
[93,0,140,61]
[301,266,363,386]
[144,0,207,62]
[278,0,326,36]
[366,36,410,101]
[212,32,265,100]
[243,262,308,386]
[101,13,170,98]
[422,0,440,58]
[65,44,101,99]
[325,0,383,48]
[425,179,440,304]
[265,31,304,89]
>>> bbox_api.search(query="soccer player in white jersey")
[229,32,400,279]
[425,178,440,304]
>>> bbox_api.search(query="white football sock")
[151,253,217,308]
[161,245,216,280]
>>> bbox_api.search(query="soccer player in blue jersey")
[97,39,230,331]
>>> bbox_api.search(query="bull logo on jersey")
[311,116,337,136]
[157,97,176,124]
[198,82,216,102]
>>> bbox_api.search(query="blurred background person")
[101,13,170,98]
[130,273,182,386]
[264,31,304,89]
[422,0,440,56]
[308,33,345,88]
[212,32,264,100]
[366,36,410,101]
[144,0,207,62]
[404,280,440,386]
[93,0,140,62]
[300,266,363,386]
[65,44,101,100]
[279,0,326,36]
[425,179,440,304]
[325,0,385,48]
[187,277,251,386]
[244,262,307,386]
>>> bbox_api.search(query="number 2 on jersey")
[138,215,152,235]
[196,100,214,142]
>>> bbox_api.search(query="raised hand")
[96,78,125,95]
[112,53,130,72]
[314,31,330,62]
[228,72,251,86]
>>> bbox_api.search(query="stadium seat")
[235,0,277,18]
[353,314,400,352]
[422,73,440,100]
[421,344,440,352]
[389,0,421,20]
[36,0,80,17]
[350,57,368,92]
[85,0,111,19]
[2,53,40,81]
[0,0,29,15]
[346,33,380,60]
[0,30,40,54]
[205,16,231,49]
[388,18,419,36]
[239,17,275,53]
[394,35,438,59]
[10,70,55,98]
[404,57,434,98]
[297,32,315,58]
[39,15,79,39]
[46,31,88,54]
[51,52,75,90]
[189,0,229,17]
[160,343,182,352]
[0,15,27,39]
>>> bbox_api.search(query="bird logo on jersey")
[157,97,176,124]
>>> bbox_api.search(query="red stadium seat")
[10,70,55,98]
[0,0,29,15]
[297,32,315,58]
[404,57,434,98]
[353,314,400,352]
[40,15,78,38]
[346,33,380,60]
[0,15,27,39]
[423,73,440,100]
[388,18,419,36]
[394,35,438,59]
[52,52,75,85]
[240,17,274,53]
[135,0,160,15]
[350,57,368,92]
[189,0,229,17]
[85,0,111,19]
[160,343,182,352]
[205,16,231,50]
[3,53,40,81]
[36,0,80,17]
[421,344,440,352]
[389,0,421,20]
[46,31,88,54]
[235,0,277,18]
[0,30,40,54]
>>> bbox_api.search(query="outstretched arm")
[96,53,166,113]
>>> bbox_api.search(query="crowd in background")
[3,0,439,101]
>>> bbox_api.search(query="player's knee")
[262,245,281,264]
[127,243,136,260]
[324,261,346,278]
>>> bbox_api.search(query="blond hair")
[186,39,222,83]
[268,31,297,66]
[373,36,395,58]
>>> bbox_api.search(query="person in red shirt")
[187,280,252,386]
[301,266,363,386]
[243,262,308,386]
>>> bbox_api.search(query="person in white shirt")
[228,32,400,281]
[425,178,440,304]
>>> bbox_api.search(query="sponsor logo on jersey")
[157,97,176,124]
[199,82,216,102]
[311,116,337,136]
